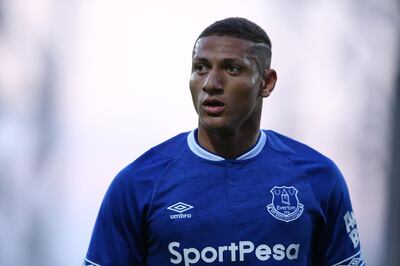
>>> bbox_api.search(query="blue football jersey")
[84,130,364,266]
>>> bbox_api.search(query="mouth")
[202,98,226,115]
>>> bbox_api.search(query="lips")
[202,98,226,115]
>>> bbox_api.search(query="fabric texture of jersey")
[85,130,364,266]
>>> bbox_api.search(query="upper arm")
[317,162,365,266]
[84,170,150,266]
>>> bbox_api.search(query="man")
[84,17,364,266]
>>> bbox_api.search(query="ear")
[259,69,277,98]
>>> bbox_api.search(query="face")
[190,36,273,132]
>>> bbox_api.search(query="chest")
[145,163,321,264]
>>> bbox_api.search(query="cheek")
[189,78,201,108]
[190,73,205,91]
[231,81,259,103]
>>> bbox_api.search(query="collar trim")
[187,130,266,161]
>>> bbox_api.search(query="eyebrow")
[192,57,248,65]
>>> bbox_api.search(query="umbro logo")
[167,202,193,219]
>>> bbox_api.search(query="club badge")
[267,186,304,222]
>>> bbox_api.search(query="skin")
[190,35,277,159]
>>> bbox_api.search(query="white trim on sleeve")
[84,258,102,266]
[331,251,364,266]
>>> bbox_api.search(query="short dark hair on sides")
[196,17,272,69]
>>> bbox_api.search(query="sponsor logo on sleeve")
[344,210,360,249]
[267,186,304,222]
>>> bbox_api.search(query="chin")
[200,116,232,131]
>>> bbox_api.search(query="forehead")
[193,36,253,59]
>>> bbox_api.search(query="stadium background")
[0,1,399,265]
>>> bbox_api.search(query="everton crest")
[267,186,304,222]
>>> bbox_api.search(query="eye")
[225,64,241,75]
[193,63,209,75]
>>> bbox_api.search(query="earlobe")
[260,69,277,98]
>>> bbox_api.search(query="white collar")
[187,130,266,161]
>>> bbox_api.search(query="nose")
[202,69,223,94]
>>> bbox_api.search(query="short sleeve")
[84,170,148,266]
[319,164,365,266]
[84,148,172,266]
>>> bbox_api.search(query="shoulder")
[265,130,339,171]
[265,130,330,161]
[265,130,352,220]
[264,131,361,263]
[264,130,345,192]
[112,131,189,187]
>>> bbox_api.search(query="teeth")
[206,101,223,106]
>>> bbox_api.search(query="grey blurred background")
[0,0,399,265]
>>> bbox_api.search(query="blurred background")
[0,0,399,265]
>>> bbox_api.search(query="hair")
[195,17,272,70]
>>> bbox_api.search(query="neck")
[197,124,261,160]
